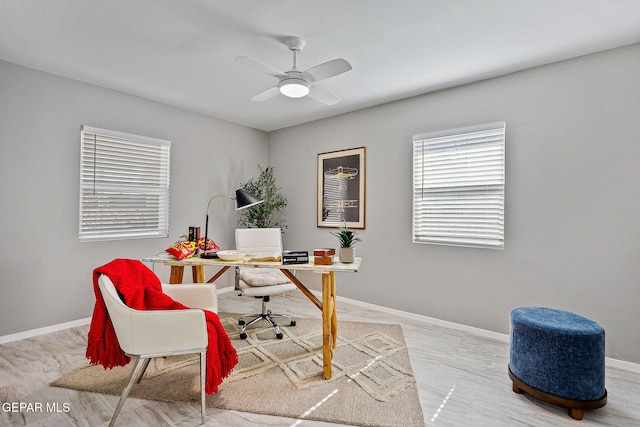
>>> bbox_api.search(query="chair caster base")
[238,310,295,340]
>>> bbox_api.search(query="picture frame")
[317,146,366,228]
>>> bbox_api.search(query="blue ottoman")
[509,307,607,420]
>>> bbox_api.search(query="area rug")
[52,313,425,427]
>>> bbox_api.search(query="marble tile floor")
[1,289,639,426]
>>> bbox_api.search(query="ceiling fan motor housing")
[279,71,310,97]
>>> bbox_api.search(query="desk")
[143,254,361,380]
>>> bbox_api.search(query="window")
[79,126,170,242]
[412,122,505,249]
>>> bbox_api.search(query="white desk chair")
[235,228,297,339]
[98,275,217,426]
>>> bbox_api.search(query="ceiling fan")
[235,36,352,105]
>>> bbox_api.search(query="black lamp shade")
[235,189,263,210]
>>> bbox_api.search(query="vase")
[339,247,355,263]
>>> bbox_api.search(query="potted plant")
[330,223,362,263]
[237,165,288,230]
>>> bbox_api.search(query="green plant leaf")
[330,222,362,248]
[238,165,288,231]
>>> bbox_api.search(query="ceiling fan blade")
[251,86,280,102]
[303,58,352,82]
[308,86,341,105]
[235,56,287,78]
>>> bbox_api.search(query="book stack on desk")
[282,250,309,265]
[313,248,335,265]
[282,251,309,264]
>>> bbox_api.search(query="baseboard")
[217,285,236,294]
[604,357,640,374]
[0,317,92,344]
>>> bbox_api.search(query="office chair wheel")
[238,319,245,325]
[290,320,297,326]
[239,332,247,339]
[276,332,283,339]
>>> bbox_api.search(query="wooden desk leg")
[192,266,205,283]
[330,272,337,350]
[280,269,322,310]
[322,271,337,379]
[207,266,230,284]
[169,266,185,284]
[281,268,336,380]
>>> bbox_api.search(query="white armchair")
[98,275,217,426]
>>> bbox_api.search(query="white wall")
[2,43,639,364]
[268,43,640,363]
[0,60,268,336]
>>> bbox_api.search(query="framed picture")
[317,146,366,228]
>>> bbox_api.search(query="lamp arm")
[201,194,236,258]
[206,194,235,215]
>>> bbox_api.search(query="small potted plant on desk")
[330,223,362,263]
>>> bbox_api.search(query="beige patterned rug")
[52,313,425,427]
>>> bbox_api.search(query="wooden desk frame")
[144,255,360,380]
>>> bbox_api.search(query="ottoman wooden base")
[509,366,607,420]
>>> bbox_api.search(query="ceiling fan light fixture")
[237,36,351,104]
[279,78,310,98]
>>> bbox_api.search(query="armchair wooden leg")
[110,356,148,427]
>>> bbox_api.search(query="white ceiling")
[1,0,640,132]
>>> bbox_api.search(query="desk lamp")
[201,189,263,259]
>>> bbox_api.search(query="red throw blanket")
[86,258,237,394]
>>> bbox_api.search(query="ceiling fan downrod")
[279,36,309,97]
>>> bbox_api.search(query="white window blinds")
[79,126,170,242]
[412,122,505,249]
